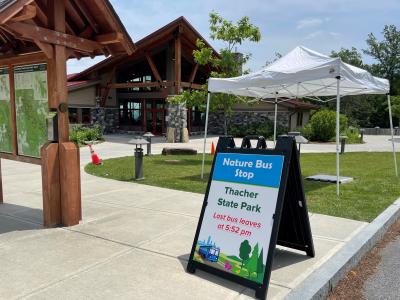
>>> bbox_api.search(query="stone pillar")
[91,96,106,133]
[166,103,188,143]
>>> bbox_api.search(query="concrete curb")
[284,197,400,300]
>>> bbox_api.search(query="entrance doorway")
[145,99,165,135]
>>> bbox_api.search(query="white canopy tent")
[201,46,397,195]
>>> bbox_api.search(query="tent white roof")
[208,46,390,99]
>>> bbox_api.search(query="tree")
[363,25,400,94]
[169,12,261,135]
[331,47,364,68]
[239,239,252,269]
[257,248,264,280]
[391,96,400,126]
[245,242,259,278]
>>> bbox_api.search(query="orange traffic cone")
[88,144,102,165]
[211,142,216,155]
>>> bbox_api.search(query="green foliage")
[169,12,262,134]
[345,126,363,144]
[308,110,347,142]
[363,25,400,94]
[69,125,103,146]
[331,47,364,68]
[228,120,286,139]
[392,96,400,120]
[245,243,259,278]
[239,240,252,269]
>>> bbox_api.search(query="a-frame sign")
[187,135,314,299]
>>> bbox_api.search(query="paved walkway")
[0,155,368,299]
[87,135,398,163]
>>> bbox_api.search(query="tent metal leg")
[336,77,341,196]
[274,93,278,145]
[387,94,398,177]
[201,93,211,179]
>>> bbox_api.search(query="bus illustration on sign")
[198,245,220,263]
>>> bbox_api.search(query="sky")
[67,0,400,75]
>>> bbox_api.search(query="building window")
[297,112,303,127]
[119,100,142,126]
[82,108,91,124]
[69,108,79,124]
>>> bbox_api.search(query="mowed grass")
[85,152,400,222]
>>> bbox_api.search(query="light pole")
[128,138,149,180]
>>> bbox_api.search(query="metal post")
[387,94,398,177]
[336,77,341,196]
[274,93,278,145]
[201,93,211,179]
[134,146,144,180]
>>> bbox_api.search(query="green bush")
[228,121,286,139]
[345,126,363,144]
[309,110,347,142]
[69,125,103,146]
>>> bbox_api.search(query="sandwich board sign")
[187,136,314,299]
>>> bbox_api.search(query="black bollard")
[134,147,144,180]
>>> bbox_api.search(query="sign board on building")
[188,136,315,299]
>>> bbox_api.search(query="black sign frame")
[187,136,314,299]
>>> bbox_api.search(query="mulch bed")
[328,218,400,300]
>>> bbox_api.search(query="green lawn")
[85,152,400,222]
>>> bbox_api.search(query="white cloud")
[297,18,323,29]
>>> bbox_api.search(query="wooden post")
[59,142,81,226]
[174,34,181,95]
[41,143,61,227]
[42,0,81,227]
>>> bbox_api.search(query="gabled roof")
[0,0,135,58]
[69,16,218,81]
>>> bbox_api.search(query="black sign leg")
[255,287,267,299]
[187,262,196,274]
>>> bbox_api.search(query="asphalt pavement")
[363,236,400,300]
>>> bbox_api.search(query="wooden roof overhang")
[0,0,135,62]
[70,16,218,81]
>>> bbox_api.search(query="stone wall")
[90,108,119,134]
[208,111,291,135]
[165,103,189,142]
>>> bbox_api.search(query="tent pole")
[201,92,211,179]
[336,77,341,196]
[387,94,398,177]
[274,92,278,145]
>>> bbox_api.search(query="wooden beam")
[10,4,36,22]
[188,63,199,83]
[65,0,85,31]
[96,32,124,45]
[0,153,41,165]
[174,34,181,94]
[100,66,116,107]
[181,82,204,90]
[6,22,103,53]
[145,52,162,83]
[109,82,162,89]
[72,0,99,34]
[34,40,53,59]
[0,0,34,25]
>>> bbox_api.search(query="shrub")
[69,125,103,146]
[228,121,286,139]
[345,126,363,144]
[309,110,347,142]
